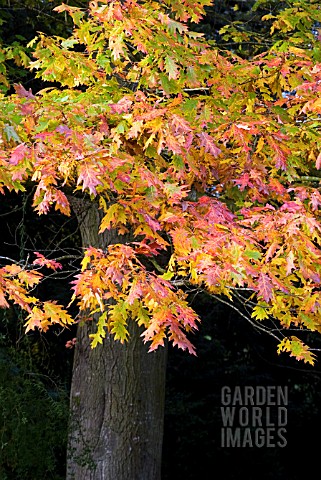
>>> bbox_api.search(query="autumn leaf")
[286,251,295,275]
[258,272,273,303]
[9,143,29,165]
[2,0,321,364]
[198,132,221,157]
[252,304,269,320]
[14,83,35,99]
[277,336,317,365]
[164,56,179,80]
[99,204,127,233]
[77,163,102,196]
[0,288,9,308]
[33,252,62,270]
[108,301,129,343]
[109,96,133,114]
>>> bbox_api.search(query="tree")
[1,0,321,478]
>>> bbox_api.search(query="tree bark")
[66,198,167,480]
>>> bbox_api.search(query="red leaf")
[33,252,63,271]
[54,190,71,216]
[77,163,102,195]
[109,96,133,114]
[235,173,253,191]
[280,201,302,213]
[9,143,29,165]
[310,190,321,210]
[198,132,221,157]
[258,272,273,302]
[142,213,161,233]
[66,338,77,349]
[316,152,321,170]
[14,83,35,99]
[170,114,192,135]
[0,288,9,308]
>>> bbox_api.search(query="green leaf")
[244,250,262,260]
[89,311,108,348]
[160,271,174,281]
[109,301,129,343]
[3,124,21,142]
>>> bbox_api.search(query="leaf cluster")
[1,0,321,363]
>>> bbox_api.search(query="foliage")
[0,0,87,91]
[0,0,321,364]
[202,0,321,57]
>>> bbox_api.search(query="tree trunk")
[66,199,167,480]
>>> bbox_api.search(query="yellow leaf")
[252,304,269,320]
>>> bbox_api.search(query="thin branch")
[207,291,282,342]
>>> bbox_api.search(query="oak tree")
[1,0,321,478]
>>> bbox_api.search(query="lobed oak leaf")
[198,132,221,157]
[143,305,172,333]
[176,302,199,329]
[105,265,124,286]
[168,325,197,355]
[163,133,182,154]
[109,96,133,114]
[18,269,43,287]
[14,83,35,99]
[274,152,287,171]
[164,182,189,202]
[310,191,321,211]
[147,328,167,352]
[269,273,290,294]
[77,163,102,196]
[24,307,47,333]
[170,114,192,135]
[3,264,22,275]
[33,252,63,271]
[252,304,269,321]
[158,211,183,224]
[171,228,192,256]
[108,301,129,343]
[277,336,316,365]
[54,189,71,216]
[127,280,144,305]
[286,251,295,275]
[0,288,9,308]
[9,143,29,166]
[235,173,253,191]
[56,124,72,137]
[89,332,104,348]
[142,213,161,233]
[280,201,302,213]
[43,301,74,325]
[127,120,144,139]
[109,33,126,61]
[258,272,273,303]
[132,239,166,256]
[99,203,127,233]
[158,13,188,34]
[164,56,179,80]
